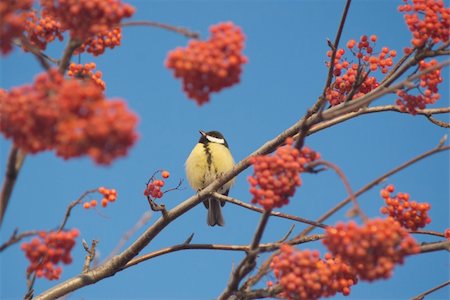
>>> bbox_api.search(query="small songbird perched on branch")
[185,130,235,226]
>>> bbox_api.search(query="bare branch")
[213,192,328,229]
[58,38,82,74]
[82,240,99,273]
[103,211,152,262]
[419,240,450,254]
[0,146,26,227]
[121,21,200,39]
[411,280,450,300]
[58,189,98,231]
[0,229,39,252]
[299,143,450,237]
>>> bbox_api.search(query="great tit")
[185,130,235,226]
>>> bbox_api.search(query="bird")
[185,130,235,226]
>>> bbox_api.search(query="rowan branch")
[213,192,328,229]
[0,229,39,252]
[411,280,450,300]
[58,189,98,231]
[121,21,199,39]
[218,211,271,300]
[299,142,450,237]
[0,146,26,227]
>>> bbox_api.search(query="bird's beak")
[199,130,206,137]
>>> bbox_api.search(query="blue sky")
[1,0,449,299]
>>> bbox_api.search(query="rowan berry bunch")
[396,59,443,114]
[23,11,64,51]
[323,218,420,281]
[248,138,320,211]
[41,0,134,41]
[0,0,33,55]
[270,244,357,300]
[83,186,118,209]
[144,170,171,199]
[68,62,106,90]
[326,35,397,106]
[0,69,138,164]
[165,22,247,105]
[398,0,449,48]
[20,229,79,280]
[74,27,122,56]
[380,184,431,230]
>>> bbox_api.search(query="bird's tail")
[207,198,224,226]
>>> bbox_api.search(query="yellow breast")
[185,143,235,192]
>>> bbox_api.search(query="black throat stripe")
[204,143,213,172]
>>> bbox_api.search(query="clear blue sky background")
[1,1,449,299]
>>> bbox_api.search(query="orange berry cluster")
[83,186,117,209]
[398,0,449,48]
[0,69,138,164]
[380,185,431,230]
[165,22,247,105]
[41,0,134,41]
[396,59,443,114]
[270,244,357,300]
[144,171,170,199]
[323,218,420,281]
[248,138,320,211]
[68,62,106,90]
[20,229,79,280]
[326,35,397,106]
[23,11,64,51]
[0,0,33,55]
[445,229,450,240]
[74,27,122,56]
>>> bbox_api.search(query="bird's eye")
[206,135,225,144]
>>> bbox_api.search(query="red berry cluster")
[23,11,64,51]
[74,27,122,56]
[399,0,449,48]
[270,244,357,300]
[41,0,134,41]
[68,62,106,90]
[20,229,79,280]
[380,185,431,230]
[165,22,247,105]
[83,186,117,209]
[0,69,138,165]
[396,59,443,114]
[326,35,397,106]
[248,138,320,211]
[144,171,170,199]
[323,218,420,281]
[445,229,450,240]
[0,0,33,55]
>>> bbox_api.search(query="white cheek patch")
[206,135,225,144]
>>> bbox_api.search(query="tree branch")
[0,146,26,227]
[121,21,199,39]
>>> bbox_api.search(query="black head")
[198,130,229,148]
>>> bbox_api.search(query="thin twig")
[121,21,199,39]
[213,192,328,229]
[299,143,450,237]
[218,211,271,300]
[411,229,445,238]
[0,146,26,227]
[58,189,98,231]
[425,115,450,128]
[103,211,152,262]
[0,229,40,252]
[411,280,450,300]
[307,160,368,222]
[82,240,99,273]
